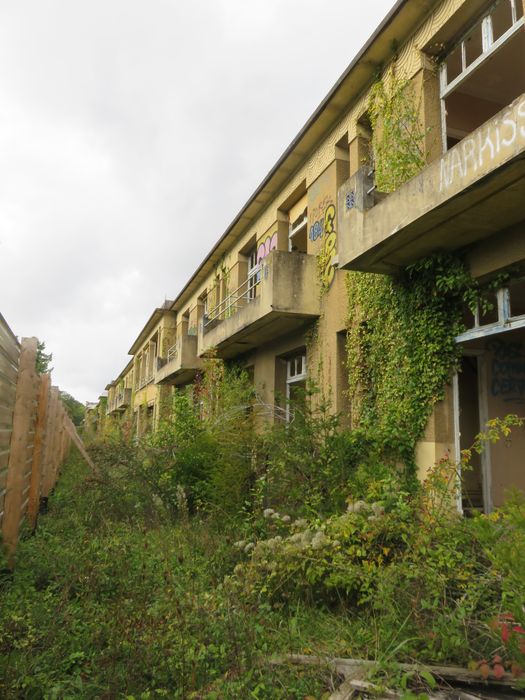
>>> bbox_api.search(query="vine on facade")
[345,254,477,465]
[368,68,427,192]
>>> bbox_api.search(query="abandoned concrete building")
[98,0,525,513]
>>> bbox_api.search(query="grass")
[2,441,524,699]
[0,450,345,699]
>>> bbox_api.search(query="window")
[440,0,525,150]
[457,278,525,342]
[288,208,308,253]
[286,351,307,422]
[247,247,260,301]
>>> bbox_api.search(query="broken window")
[289,208,308,253]
[440,0,525,150]
[457,278,525,341]
[286,351,307,422]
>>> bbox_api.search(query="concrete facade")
[96,0,525,512]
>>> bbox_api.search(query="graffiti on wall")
[488,338,525,404]
[308,198,337,288]
[319,203,337,287]
[256,232,278,265]
[439,98,525,193]
[309,195,333,241]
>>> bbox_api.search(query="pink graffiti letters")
[256,232,278,265]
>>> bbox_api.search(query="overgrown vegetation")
[35,340,53,375]
[4,252,525,696]
[59,390,85,426]
[345,254,469,466]
[3,346,525,697]
[368,68,427,192]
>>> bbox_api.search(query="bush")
[230,432,525,669]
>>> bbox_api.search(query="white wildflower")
[244,542,255,553]
[281,515,291,523]
[371,502,385,516]
[311,530,327,549]
[263,508,274,518]
[292,518,308,530]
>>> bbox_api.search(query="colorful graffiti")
[319,203,337,287]
[488,338,525,404]
[256,232,278,265]
[308,199,337,287]
[309,195,333,241]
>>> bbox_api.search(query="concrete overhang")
[198,251,321,359]
[338,93,525,273]
[154,334,203,386]
[169,0,440,313]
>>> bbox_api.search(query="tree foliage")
[35,341,53,375]
[59,391,85,426]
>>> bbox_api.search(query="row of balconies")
[106,387,132,415]
[109,91,525,401]
[154,250,321,386]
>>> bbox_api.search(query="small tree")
[35,341,53,375]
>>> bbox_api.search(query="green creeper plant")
[368,69,427,192]
[345,253,475,467]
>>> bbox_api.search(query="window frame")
[439,0,524,151]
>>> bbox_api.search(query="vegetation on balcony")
[368,69,427,192]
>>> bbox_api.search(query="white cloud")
[0,0,395,402]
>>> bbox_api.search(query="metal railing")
[136,373,154,390]
[116,387,131,406]
[167,343,178,362]
[204,272,260,328]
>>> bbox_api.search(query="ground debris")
[269,653,525,699]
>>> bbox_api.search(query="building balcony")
[199,250,321,358]
[154,333,203,385]
[136,373,154,391]
[337,93,525,273]
[107,387,132,415]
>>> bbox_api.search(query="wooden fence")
[0,313,93,566]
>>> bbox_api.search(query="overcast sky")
[0,0,395,403]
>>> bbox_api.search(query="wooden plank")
[0,354,18,384]
[40,387,59,498]
[66,420,99,475]
[0,374,17,403]
[0,428,13,449]
[27,373,50,530]
[0,316,20,366]
[273,656,520,689]
[2,337,38,566]
[0,341,18,369]
[0,404,15,428]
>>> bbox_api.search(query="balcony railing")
[337,92,525,273]
[204,272,260,329]
[199,251,321,356]
[106,387,132,414]
[154,333,202,385]
[136,373,154,390]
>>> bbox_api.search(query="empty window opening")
[458,355,485,513]
[286,351,307,422]
[456,326,525,513]
[440,0,525,150]
[289,208,308,253]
